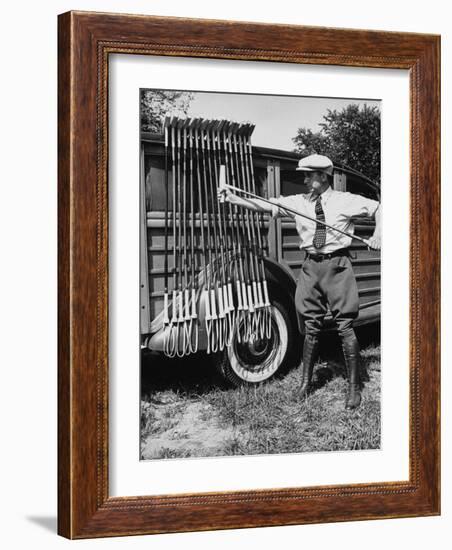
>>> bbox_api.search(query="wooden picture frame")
[58,11,440,539]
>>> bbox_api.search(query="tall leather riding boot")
[299,334,319,398]
[341,332,362,409]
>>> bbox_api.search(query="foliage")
[140,90,194,133]
[292,104,381,184]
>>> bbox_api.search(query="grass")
[140,329,381,459]
[202,346,380,455]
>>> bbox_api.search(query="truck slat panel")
[142,136,381,339]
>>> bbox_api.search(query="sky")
[183,91,380,151]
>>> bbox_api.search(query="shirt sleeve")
[268,195,301,218]
[342,192,380,218]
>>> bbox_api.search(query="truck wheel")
[216,298,298,387]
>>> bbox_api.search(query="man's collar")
[308,185,333,202]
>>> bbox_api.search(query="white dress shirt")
[269,186,379,254]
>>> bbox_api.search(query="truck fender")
[263,258,304,334]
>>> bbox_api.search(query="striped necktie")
[313,195,326,249]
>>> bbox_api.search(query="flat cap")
[296,154,334,175]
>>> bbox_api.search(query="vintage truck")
[140,130,380,386]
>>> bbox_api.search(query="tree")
[141,90,194,133]
[292,104,381,184]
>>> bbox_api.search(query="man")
[219,154,381,409]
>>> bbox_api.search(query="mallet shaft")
[222,183,371,246]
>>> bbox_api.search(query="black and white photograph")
[1,0,445,546]
[139,89,382,460]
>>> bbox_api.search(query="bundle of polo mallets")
[162,117,272,358]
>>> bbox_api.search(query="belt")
[305,248,349,262]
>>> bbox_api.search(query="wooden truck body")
[140,132,380,385]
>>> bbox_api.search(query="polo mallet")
[206,123,228,351]
[236,128,264,339]
[173,119,187,357]
[201,121,223,352]
[216,122,237,345]
[162,119,170,339]
[164,119,179,358]
[217,161,236,345]
[223,122,249,343]
[244,126,272,338]
[180,119,193,356]
[187,123,199,354]
[199,120,220,353]
[219,183,374,248]
[193,121,209,353]
[232,129,257,341]
[238,126,266,340]
[233,123,255,343]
